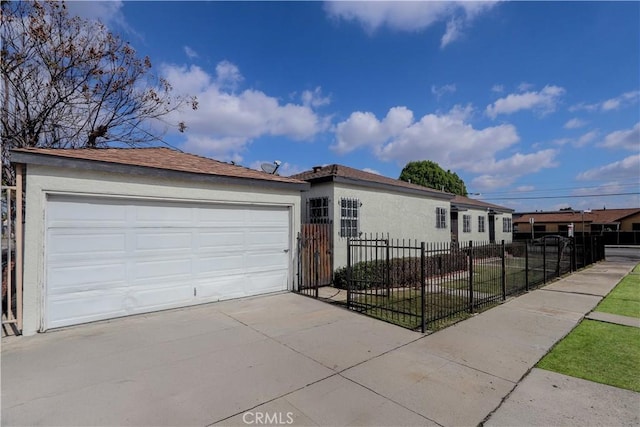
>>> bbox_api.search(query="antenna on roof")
[261,160,281,174]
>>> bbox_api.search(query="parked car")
[532,235,572,246]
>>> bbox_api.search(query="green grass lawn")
[595,269,640,318]
[538,319,640,392]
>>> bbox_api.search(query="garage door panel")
[48,231,126,257]
[48,263,126,293]
[46,197,291,329]
[133,258,192,281]
[198,230,245,250]
[135,231,193,251]
[197,255,245,274]
[48,198,127,227]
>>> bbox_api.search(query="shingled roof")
[513,208,640,224]
[10,147,308,189]
[450,195,513,213]
[291,164,454,200]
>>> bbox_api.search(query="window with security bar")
[308,197,329,222]
[478,216,485,233]
[503,217,512,232]
[436,207,447,229]
[463,214,471,233]
[340,198,359,237]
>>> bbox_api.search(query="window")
[503,217,512,232]
[633,223,640,231]
[308,197,329,221]
[463,215,471,233]
[340,198,359,237]
[533,224,546,232]
[436,207,447,229]
[478,216,485,233]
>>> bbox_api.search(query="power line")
[474,181,639,196]
[483,192,640,201]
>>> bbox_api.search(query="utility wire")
[484,192,640,201]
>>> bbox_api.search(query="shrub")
[333,250,468,290]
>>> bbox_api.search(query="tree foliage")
[0,0,196,183]
[399,160,468,196]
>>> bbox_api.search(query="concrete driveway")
[3,256,637,426]
[2,292,427,426]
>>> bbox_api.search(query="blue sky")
[70,1,639,212]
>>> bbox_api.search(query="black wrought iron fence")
[346,234,604,332]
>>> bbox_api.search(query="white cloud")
[441,19,463,48]
[486,85,565,119]
[576,154,640,181]
[600,122,640,151]
[162,62,327,159]
[301,87,331,108]
[516,185,535,192]
[470,150,558,191]
[184,46,198,59]
[215,60,244,89]
[570,90,640,113]
[431,83,457,100]
[601,90,640,111]
[65,1,137,35]
[332,106,414,154]
[517,82,534,92]
[563,118,587,129]
[491,84,504,93]
[363,168,381,175]
[575,130,599,147]
[324,1,499,47]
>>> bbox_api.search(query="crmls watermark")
[242,411,294,425]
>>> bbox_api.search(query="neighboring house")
[10,147,308,336]
[450,195,514,244]
[513,208,640,235]
[292,164,512,269]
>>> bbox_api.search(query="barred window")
[436,207,447,229]
[503,217,512,232]
[462,215,471,233]
[308,197,329,221]
[340,198,359,237]
[478,216,486,233]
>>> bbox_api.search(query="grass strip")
[595,271,640,319]
[537,319,640,392]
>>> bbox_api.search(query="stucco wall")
[21,164,302,336]
[331,182,451,268]
[620,213,640,231]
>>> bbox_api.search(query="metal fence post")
[525,240,529,292]
[421,242,426,333]
[386,239,391,298]
[346,238,352,308]
[542,238,547,284]
[501,240,506,300]
[556,237,561,278]
[468,241,474,313]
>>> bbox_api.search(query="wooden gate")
[297,222,332,297]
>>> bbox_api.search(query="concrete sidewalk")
[2,258,638,426]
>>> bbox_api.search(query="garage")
[46,196,291,329]
[10,147,307,335]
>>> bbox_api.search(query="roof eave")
[332,175,454,200]
[10,150,310,192]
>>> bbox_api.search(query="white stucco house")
[292,165,514,269]
[11,147,308,335]
[450,195,514,244]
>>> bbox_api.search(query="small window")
[632,223,640,231]
[340,198,359,237]
[503,217,513,232]
[478,216,485,233]
[436,207,447,229]
[533,224,546,232]
[463,215,471,233]
[308,197,329,222]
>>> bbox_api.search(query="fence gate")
[297,222,332,297]
[2,164,24,335]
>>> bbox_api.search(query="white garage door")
[45,196,291,329]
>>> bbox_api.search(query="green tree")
[399,160,468,196]
[0,0,197,184]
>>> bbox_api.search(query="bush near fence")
[334,250,468,290]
